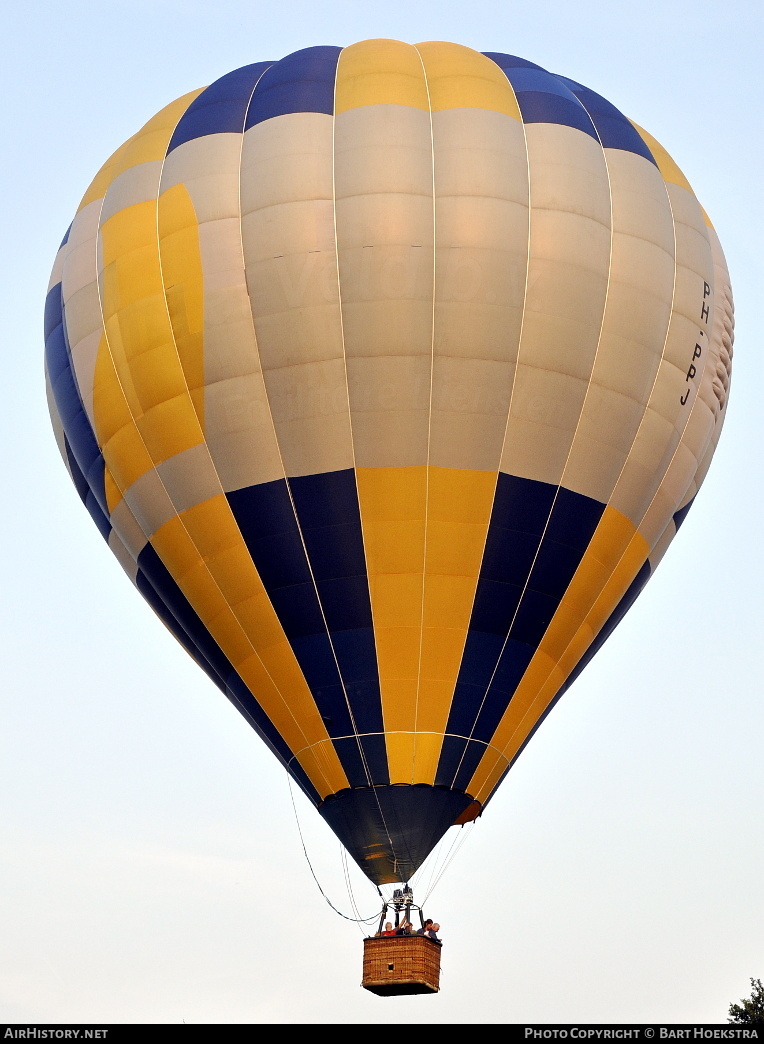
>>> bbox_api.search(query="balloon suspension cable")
[341,846,370,935]
[286,771,382,924]
[418,820,477,907]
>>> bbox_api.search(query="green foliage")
[728,978,764,1025]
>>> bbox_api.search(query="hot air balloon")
[45,40,733,897]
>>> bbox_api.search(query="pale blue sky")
[1,0,762,1024]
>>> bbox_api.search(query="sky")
[1,0,762,1025]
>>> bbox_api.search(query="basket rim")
[364,934,441,945]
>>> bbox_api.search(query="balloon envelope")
[45,41,733,885]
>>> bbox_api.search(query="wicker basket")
[361,935,441,996]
